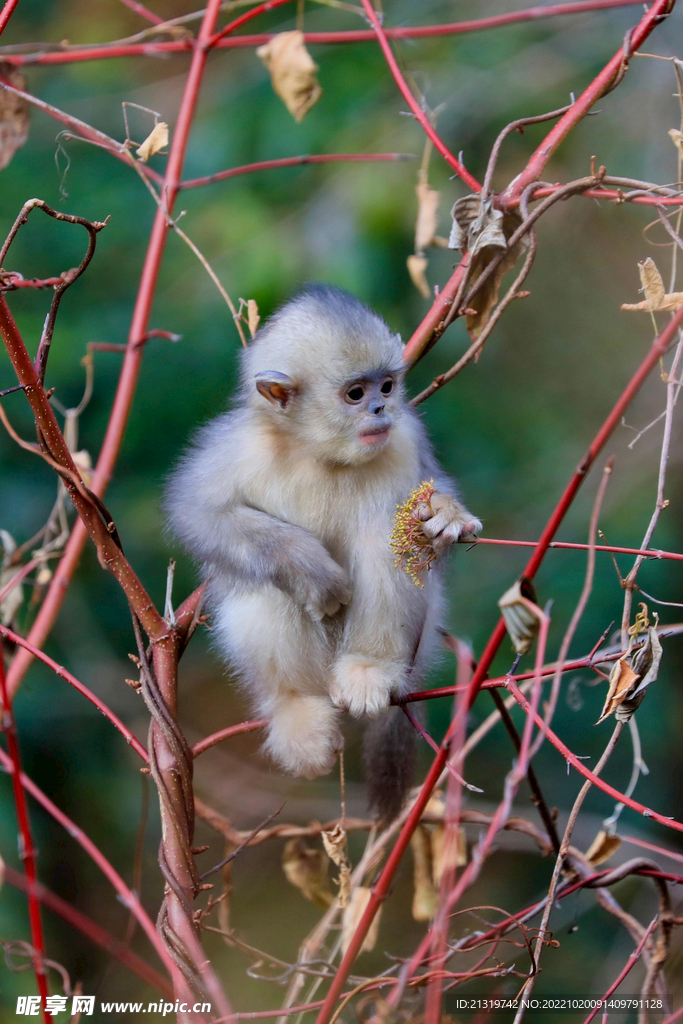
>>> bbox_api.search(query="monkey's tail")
[363,707,417,826]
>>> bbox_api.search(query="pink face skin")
[358,424,391,447]
[342,373,396,453]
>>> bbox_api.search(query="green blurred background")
[0,0,682,1018]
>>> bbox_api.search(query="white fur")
[166,286,479,780]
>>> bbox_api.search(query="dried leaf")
[449,193,526,341]
[0,565,22,626]
[0,530,22,626]
[621,258,683,312]
[424,791,446,819]
[136,121,169,163]
[322,823,352,907]
[410,825,439,921]
[341,887,381,954]
[247,299,260,338]
[0,64,29,172]
[585,829,621,866]
[407,254,430,299]
[631,624,663,694]
[256,31,322,123]
[597,658,639,725]
[431,823,467,887]
[321,823,345,864]
[498,576,542,656]
[415,179,441,253]
[35,565,52,587]
[668,128,683,154]
[597,614,662,725]
[72,449,93,486]
[282,838,333,908]
[622,293,683,312]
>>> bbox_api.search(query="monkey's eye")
[345,385,365,404]
[380,378,394,396]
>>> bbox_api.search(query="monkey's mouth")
[359,426,391,446]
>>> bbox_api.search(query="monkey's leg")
[330,535,433,718]
[212,585,342,777]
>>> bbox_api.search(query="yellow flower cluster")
[389,480,437,587]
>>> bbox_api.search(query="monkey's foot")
[330,655,403,718]
[264,694,342,779]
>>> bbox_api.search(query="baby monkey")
[167,285,481,820]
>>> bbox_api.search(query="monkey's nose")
[370,402,385,415]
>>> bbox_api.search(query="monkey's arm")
[166,415,351,620]
[192,503,351,620]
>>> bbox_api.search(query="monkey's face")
[300,368,405,466]
[335,372,397,459]
[253,366,404,465]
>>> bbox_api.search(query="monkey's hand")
[284,543,352,621]
[417,493,482,552]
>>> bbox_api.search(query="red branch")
[0,0,647,66]
[3,865,174,997]
[582,917,658,1024]
[0,744,180,984]
[0,624,149,762]
[358,0,479,189]
[403,258,469,366]
[313,271,683,1024]
[506,676,683,833]
[209,0,294,46]
[192,719,267,757]
[117,0,165,26]
[0,656,50,1020]
[502,0,675,202]
[5,0,220,696]
[180,152,413,190]
[474,536,683,561]
[0,0,19,37]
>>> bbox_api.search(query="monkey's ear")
[254,371,296,409]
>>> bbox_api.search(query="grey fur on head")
[241,284,405,394]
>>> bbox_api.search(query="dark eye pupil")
[348,387,364,402]
[380,380,393,395]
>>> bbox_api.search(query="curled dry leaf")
[282,838,333,908]
[136,121,169,163]
[341,886,381,955]
[597,658,639,724]
[322,823,351,907]
[450,193,527,341]
[498,576,542,656]
[256,31,322,123]
[72,449,93,486]
[621,257,683,313]
[410,825,439,921]
[407,254,430,299]
[424,791,446,819]
[431,823,467,887]
[668,128,683,155]
[585,829,621,866]
[35,565,52,587]
[415,178,441,253]
[247,299,260,338]
[0,64,30,172]
[0,530,22,627]
[597,608,662,724]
